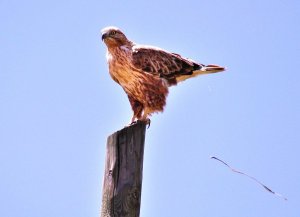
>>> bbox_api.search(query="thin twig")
[211,156,287,201]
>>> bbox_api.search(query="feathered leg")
[140,107,151,128]
[128,95,144,124]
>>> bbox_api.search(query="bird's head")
[101,26,130,48]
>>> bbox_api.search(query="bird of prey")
[101,26,225,124]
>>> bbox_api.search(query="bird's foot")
[126,120,137,128]
[127,118,151,129]
[129,120,137,126]
[127,116,137,127]
[141,118,151,129]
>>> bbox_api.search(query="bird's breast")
[106,47,168,106]
[107,48,142,87]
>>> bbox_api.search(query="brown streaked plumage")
[101,26,225,124]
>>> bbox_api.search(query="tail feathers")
[175,64,225,83]
[201,64,226,73]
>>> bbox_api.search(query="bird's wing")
[131,45,204,80]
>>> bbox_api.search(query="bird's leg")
[140,108,151,128]
[127,96,143,126]
[129,115,137,126]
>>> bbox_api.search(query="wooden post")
[101,121,147,217]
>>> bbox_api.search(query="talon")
[129,120,137,126]
[136,118,151,128]
[145,118,151,129]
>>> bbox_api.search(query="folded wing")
[132,45,207,85]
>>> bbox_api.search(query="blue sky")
[0,0,299,216]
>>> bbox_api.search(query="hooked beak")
[102,33,108,41]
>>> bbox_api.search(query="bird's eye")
[110,30,116,35]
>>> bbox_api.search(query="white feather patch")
[120,45,130,52]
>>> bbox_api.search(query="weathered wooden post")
[101,121,147,217]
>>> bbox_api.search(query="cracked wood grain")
[101,121,147,217]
